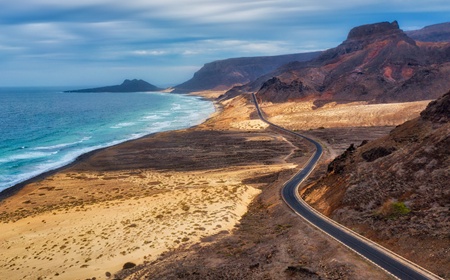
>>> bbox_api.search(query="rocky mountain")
[224,21,450,104]
[173,52,321,93]
[301,91,450,277]
[406,22,450,42]
[65,79,163,93]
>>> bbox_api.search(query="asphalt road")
[251,93,441,280]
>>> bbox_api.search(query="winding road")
[251,93,442,280]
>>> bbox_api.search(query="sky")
[1,0,449,87]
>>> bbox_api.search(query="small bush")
[391,201,411,216]
[378,200,411,219]
[122,262,136,269]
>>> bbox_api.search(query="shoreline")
[0,92,219,201]
[0,92,310,279]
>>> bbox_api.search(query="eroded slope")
[301,91,450,278]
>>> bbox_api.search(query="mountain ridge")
[406,22,450,42]
[173,52,322,93]
[249,21,450,104]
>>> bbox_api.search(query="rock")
[327,144,356,174]
[257,77,312,103]
[347,21,400,40]
[285,265,318,277]
[361,146,396,162]
[122,262,136,269]
[420,90,450,123]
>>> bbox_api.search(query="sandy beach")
[0,93,301,279]
[0,92,425,280]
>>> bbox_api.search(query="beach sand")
[0,175,261,279]
[0,93,412,279]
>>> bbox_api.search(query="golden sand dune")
[261,100,430,130]
[0,170,261,280]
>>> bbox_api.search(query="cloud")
[191,39,295,55]
[125,39,299,59]
[0,0,449,86]
[131,50,168,56]
[3,1,450,24]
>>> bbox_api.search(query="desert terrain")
[260,99,430,130]
[0,92,428,280]
[299,92,450,278]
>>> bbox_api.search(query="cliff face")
[65,79,163,93]
[173,52,321,93]
[346,21,401,40]
[420,90,450,122]
[301,91,450,277]
[246,21,450,104]
[257,77,314,103]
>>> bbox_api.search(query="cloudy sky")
[1,0,449,87]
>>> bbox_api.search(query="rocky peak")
[420,90,450,123]
[121,79,150,87]
[347,21,401,40]
[315,21,417,65]
[122,79,139,85]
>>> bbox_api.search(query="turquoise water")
[0,87,215,192]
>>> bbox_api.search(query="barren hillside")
[301,91,450,278]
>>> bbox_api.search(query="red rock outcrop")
[223,21,450,104]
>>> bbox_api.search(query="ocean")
[0,87,215,193]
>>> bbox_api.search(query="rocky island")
[65,79,163,93]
